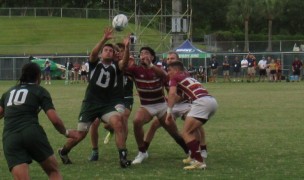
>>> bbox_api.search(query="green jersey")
[0,83,54,138]
[85,60,124,104]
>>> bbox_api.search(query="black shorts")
[3,125,53,171]
[81,71,87,76]
[293,69,300,76]
[259,69,266,76]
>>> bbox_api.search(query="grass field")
[0,17,170,55]
[0,80,303,179]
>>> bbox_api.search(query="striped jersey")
[169,71,210,101]
[126,65,165,105]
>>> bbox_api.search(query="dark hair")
[116,43,125,49]
[167,51,179,59]
[103,43,114,51]
[19,62,41,84]
[167,61,184,71]
[140,46,156,62]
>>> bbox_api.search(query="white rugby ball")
[112,14,128,31]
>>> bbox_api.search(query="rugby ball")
[112,14,128,31]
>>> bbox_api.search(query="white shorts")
[141,102,167,119]
[172,102,191,119]
[187,96,218,120]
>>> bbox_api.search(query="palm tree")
[259,0,287,51]
[227,0,255,52]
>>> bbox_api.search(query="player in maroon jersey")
[144,51,208,160]
[126,47,188,164]
[166,61,218,170]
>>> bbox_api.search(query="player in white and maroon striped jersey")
[166,61,218,170]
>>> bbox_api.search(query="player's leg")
[158,113,189,155]
[106,113,131,168]
[58,130,87,164]
[144,118,161,147]
[199,127,208,159]
[88,118,100,161]
[132,107,152,164]
[182,117,206,170]
[39,155,62,180]
[11,163,30,180]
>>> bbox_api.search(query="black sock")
[61,145,70,155]
[200,145,207,151]
[119,149,128,160]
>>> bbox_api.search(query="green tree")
[259,0,286,51]
[227,0,255,52]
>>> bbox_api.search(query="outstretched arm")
[119,34,130,71]
[89,27,114,63]
[46,109,79,139]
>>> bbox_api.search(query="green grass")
[0,17,170,55]
[0,81,303,179]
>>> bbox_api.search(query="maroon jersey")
[126,65,165,105]
[169,71,209,101]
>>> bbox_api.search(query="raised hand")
[103,27,114,41]
[123,33,130,47]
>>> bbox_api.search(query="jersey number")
[7,89,28,106]
[96,69,110,88]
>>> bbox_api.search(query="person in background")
[246,53,256,83]
[44,59,51,85]
[240,55,248,82]
[209,56,218,82]
[197,65,205,82]
[232,56,241,82]
[222,56,231,82]
[80,61,88,83]
[268,58,277,82]
[72,61,80,84]
[276,58,282,82]
[257,56,267,82]
[187,64,197,79]
[0,62,78,180]
[65,59,73,84]
[292,57,303,82]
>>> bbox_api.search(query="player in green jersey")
[58,27,132,168]
[0,62,78,180]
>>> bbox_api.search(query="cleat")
[88,151,99,161]
[132,152,148,164]
[184,160,206,170]
[104,131,113,144]
[201,150,208,159]
[182,156,193,164]
[58,148,72,164]
[120,159,132,168]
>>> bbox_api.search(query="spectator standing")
[80,61,88,83]
[246,53,256,82]
[65,59,73,84]
[209,56,218,82]
[240,55,248,82]
[268,58,277,82]
[258,56,268,82]
[292,57,303,82]
[222,56,231,82]
[44,59,51,85]
[276,58,282,82]
[188,64,197,79]
[197,65,205,82]
[232,56,241,82]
